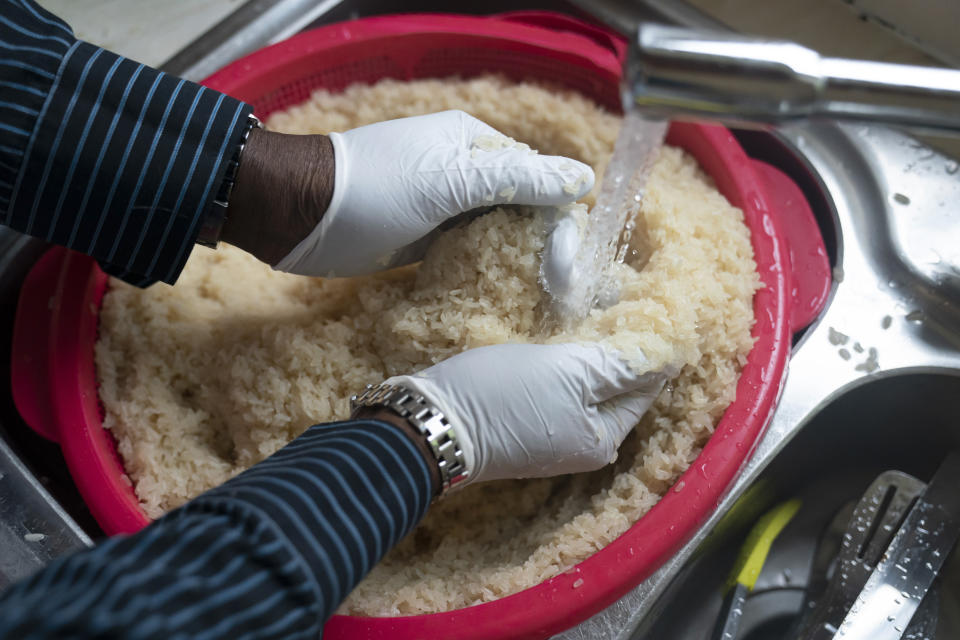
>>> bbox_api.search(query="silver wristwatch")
[351,383,469,494]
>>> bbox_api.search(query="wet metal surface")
[0,437,93,590]
[0,231,94,589]
[558,122,960,638]
[630,373,960,639]
[833,456,960,639]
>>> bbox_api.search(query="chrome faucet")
[624,24,960,135]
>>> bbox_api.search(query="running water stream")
[546,111,668,329]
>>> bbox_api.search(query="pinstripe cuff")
[6,41,252,286]
[0,0,74,221]
[193,420,434,613]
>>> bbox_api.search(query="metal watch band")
[197,113,262,249]
[351,383,469,494]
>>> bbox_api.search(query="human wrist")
[221,129,335,265]
[353,407,441,497]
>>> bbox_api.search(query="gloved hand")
[387,343,666,485]
[273,110,595,277]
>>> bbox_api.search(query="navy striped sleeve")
[0,420,435,639]
[0,0,253,286]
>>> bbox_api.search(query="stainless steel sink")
[632,372,960,638]
[1,2,958,638]
[0,233,94,589]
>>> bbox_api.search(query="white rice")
[95,76,761,615]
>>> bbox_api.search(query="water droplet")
[828,327,850,345]
[946,160,959,175]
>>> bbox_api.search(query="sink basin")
[634,372,960,638]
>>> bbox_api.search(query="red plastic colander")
[11,12,831,640]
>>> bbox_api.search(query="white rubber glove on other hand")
[388,343,666,485]
[273,110,595,278]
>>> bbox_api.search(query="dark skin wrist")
[225,130,439,494]
[352,408,442,498]
[221,128,335,265]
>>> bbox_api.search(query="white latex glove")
[273,110,595,277]
[388,343,666,485]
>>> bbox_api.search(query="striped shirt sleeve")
[0,420,435,639]
[0,0,253,287]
